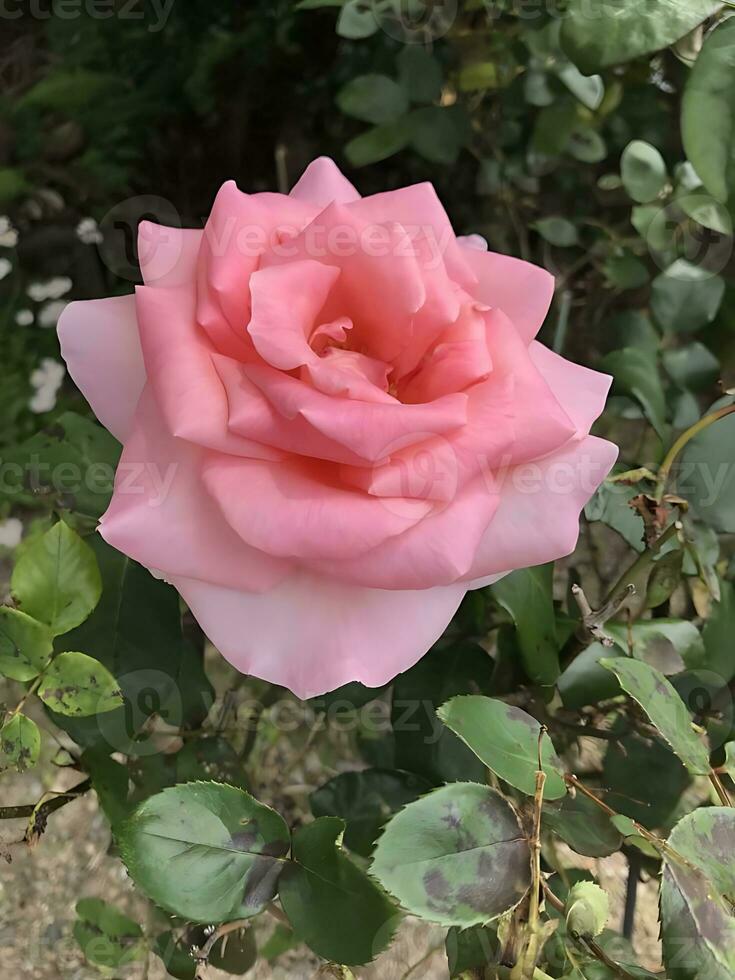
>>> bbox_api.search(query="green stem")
[655,404,735,502]
[604,520,679,605]
[4,675,43,725]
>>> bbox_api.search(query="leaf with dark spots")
[438,696,566,799]
[661,807,735,979]
[0,606,54,682]
[601,658,711,774]
[38,652,123,717]
[371,783,531,928]
[0,713,41,772]
[117,782,290,924]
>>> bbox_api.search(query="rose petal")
[462,244,555,344]
[174,570,467,698]
[202,454,432,561]
[529,341,613,436]
[289,156,361,207]
[462,435,619,582]
[138,224,202,289]
[58,295,145,442]
[99,388,291,592]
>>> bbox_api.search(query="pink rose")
[58,158,617,698]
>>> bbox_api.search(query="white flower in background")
[15,308,33,326]
[37,299,67,328]
[29,358,65,414]
[27,276,72,302]
[0,518,23,549]
[0,257,12,281]
[77,217,103,245]
[0,216,18,248]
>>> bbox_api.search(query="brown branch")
[0,779,91,845]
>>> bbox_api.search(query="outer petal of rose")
[530,341,613,437]
[461,244,555,345]
[241,362,468,462]
[247,260,340,370]
[461,435,619,582]
[309,475,500,590]
[202,455,432,561]
[138,223,203,288]
[173,571,467,698]
[289,156,361,207]
[99,388,291,592]
[58,295,145,443]
[135,282,281,460]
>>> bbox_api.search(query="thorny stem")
[513,729,547,979]
[579,937,638,980]
[564,775,697,871]
[709,771,733,807]
[604,520,680,606]
[655,404,735,502]
[195,919,251,964]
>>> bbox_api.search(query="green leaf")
[534,217,579,247]
[337,0,378,38]
[558,641,626,709]
[397,45,443,104]
[11,521,102,636]
[491,565,560,686]
[392,643,492,786]
[682,17,735,204]
[621,140,668,203]
[0,713,41,772]
[645,549,684,610]
[371,783,531,928]
[531,98,579,157]
[651,260,725,333]
[446,924,498,977]
[118,782,290,924]
[600,658,711,774]
[557,63,604,110]
[345,120,410,167]
[73,898,145,969]
[260,924,298,962]
[560,0,722,74]
[38,651,123,717]
[408,106,466,165]
[702,580,735,683]
[664,342,720,392]
[437,696,566,799]
[57,537,212,751]
[678,190,733,235]
[661,807,735,979]
[0,606,54,681]
[567,126,608,163]
[724,742,735,782]
[176,736,249,790]
[0,412,120,518]
[544,793,623,858]
[606,619,704,673]
[602,347,667,440]
[604,728,690,829]
[82,749,131,828]
[153,932,197,980]
[280,817,396,966]
[678,398,735,532]
[310,768,431,857]
[337,74,409,124]
[565,881,609,938]
[187,924,257,975]
[584,479,645,553]
[604,251,650,290]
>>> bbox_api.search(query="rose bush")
[58,158,616,697]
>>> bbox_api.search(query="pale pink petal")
[241,361,468,462]
[247,260,340,370]
[58,295,145,443]
[173,571,467,698]
[214,353,378,466]
[301,347,392,403]
[202,455,431,561]
[458,234,488,251]
[310,475,499,590]
[135,283,280,460]
[462,244,555,344]
[349,182,476,290]
[138,224,202,288]
[99,388,291,592]
[529,342,613,436]
[289,156,361,207]
[462,435,619,582]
